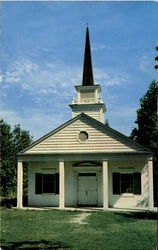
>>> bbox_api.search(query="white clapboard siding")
[73,111,100,121]
[25,116,143,154]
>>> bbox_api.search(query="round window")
[78,131,89,142]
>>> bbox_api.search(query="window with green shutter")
[35,173,59,194]
[112,172,141,195]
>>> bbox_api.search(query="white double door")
[77,173,97,205]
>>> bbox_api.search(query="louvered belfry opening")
[82,26,94,86]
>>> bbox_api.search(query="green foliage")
[130,80,158,161]
[130,81,158,206]
[0,120,33,197]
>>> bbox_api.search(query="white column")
[103,161,108,210]
[59,161,65,209]
[17,161,23,208]
[148,159,154,210]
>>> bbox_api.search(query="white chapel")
[17,27,154,211]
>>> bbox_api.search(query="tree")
[155,45,158,70]
[130,80,158,206]
[0,120,33,197]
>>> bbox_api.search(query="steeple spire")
[82,26,94,86]
[70,27,106,123]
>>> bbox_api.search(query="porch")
[17,153,154,211]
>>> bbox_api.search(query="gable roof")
[19,113,150,155]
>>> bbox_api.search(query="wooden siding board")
[32,145,134,149]
[29,149,135,152]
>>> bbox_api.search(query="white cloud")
[2,58,128,99]
[92,44,106,51]
[3,59,82,98]
[91,43,114,51]
[5,60,38,83]
[1,57,130,138]
[95,68,128,86]
[0,72,3,82]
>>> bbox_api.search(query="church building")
[17,27,154,210]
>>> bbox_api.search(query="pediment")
[21,113,149,155]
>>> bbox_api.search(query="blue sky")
[1,1,158,140]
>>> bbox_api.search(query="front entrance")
[77,173,97,205]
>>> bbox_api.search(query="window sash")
[112,172,141,195]
[35,173,59,194]
[120,173,134,193]
[43,174,54,193]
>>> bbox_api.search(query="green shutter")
[35,173,42,194]
[113,172,120,194]
[134,172,141,194]
[55,173,59,194]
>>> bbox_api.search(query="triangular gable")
[20,113,150,155]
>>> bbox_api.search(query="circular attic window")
[78,131,89,142]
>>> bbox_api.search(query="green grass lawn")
[0,208,157,250]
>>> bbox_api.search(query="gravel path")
[70,212,91,224]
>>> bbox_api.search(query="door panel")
[78,174,97,205]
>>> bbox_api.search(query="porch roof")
[18,151,152,162]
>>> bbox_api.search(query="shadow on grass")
[115,211,158,220]
[0,240,71,250]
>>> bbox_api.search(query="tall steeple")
[82,26,94,86]
[69,27,106,123]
